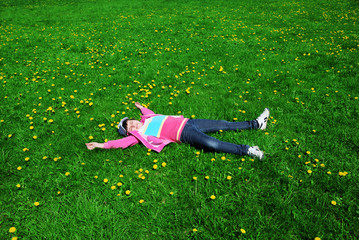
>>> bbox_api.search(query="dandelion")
[17,166,22,171]
[125,190,131,195]
[139,199,145,204]
[94,176,98,179]
[221,156,226,160]
[227,176,232,180]
[103,178,108,183]
[153,164,158,170]
[65,172,70,176]
[161,162,166,167]
[210,195,216,200]
[307,170,312,174]
[331,201,337,205]
[193,176,197,180]
[34,202,40,206]
[9,227,16,233]
[205,176,209,180]
[170,192,174,195]
[240,229,246,234]
[193,228,198,232]
[16,184,21,188]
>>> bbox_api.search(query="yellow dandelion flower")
[89,136,94,140]
[221,156,226,160]
[65,172,70,176]
[33,136,37,140]
[16,184,21,188]
[210,195,216,200]
[240,229,246,234]
[9,227,16,233]
[153,164,158,170]
[125,190,131,195]
[103,178,108,183]
[161,162,166,167]
[117,182,122,186]
[226,176,232,180]
[193,228,198,232]
[307,170,312,174]
[94,176,98,179]
[111,186,116,190]
[34,202,40,206]
[139,199,145,204]
[17,166,22,171]
[331,201,337,205]
[170,192,174,195]
[193,176,197,180]
[205,176,209,180]
[12,237,18,240]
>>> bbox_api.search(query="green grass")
[1,0,358,239]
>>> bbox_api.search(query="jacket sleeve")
[103,136,139,149]
[141,107,155,115]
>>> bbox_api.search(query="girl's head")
[118,117,143,136]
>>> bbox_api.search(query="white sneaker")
[256,108,270,130]
[248,146,264,160]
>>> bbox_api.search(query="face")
[126,120,143,132]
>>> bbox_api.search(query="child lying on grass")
[86,102,269,160]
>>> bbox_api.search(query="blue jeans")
[180,119,259,155]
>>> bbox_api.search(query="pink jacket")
[104,107,188,152]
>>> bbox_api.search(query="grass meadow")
[1,0,358,239]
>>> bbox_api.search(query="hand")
[134,102,144,109]
[86,142,104,150]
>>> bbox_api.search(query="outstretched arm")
[86,136,139,150]
[86,142,104,150]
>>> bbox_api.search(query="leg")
[180,123,250,155]
[189,119,258,133]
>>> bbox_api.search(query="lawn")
[1,0,358,239]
